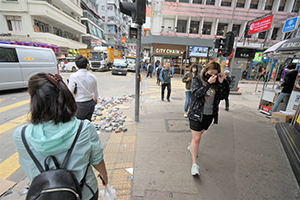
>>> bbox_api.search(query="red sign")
[180,49,184,56]
[121,37,126,43]
[248,15,274,35]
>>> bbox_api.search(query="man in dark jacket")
[270,63,298,115]
[159,62,173,102]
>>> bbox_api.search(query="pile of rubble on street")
[92,95,133,133]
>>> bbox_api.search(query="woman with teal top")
[13,72,108,200]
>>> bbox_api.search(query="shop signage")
[152,44,186,56]
[247,15,274,35]
[91,40,102,47]
[283,16,299,33]
[253,52,263,62]
[121,37,126,43]
[235,48,256,58]
[146,6,151,18]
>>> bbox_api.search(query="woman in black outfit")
[187,61,229,176]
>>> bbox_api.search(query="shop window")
[278,0,286,11]
[264,0,273,10]
[206,0,215,5]
[165,0,176,2]
[221,0,231,7]
[6,16,22,31]
[193,0,202,4]
[250,0,258,9]
[236,0,245,8]
[190,21,199,34]
[293,0,300,13]
[179,0,189,3]
[202,22,212,35]
[217,23,227,36]
[232,24,240,37]
[258,31,266,39]
[177,20,187,33]
[271,28,279,40]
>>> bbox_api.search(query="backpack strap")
[80,164,95,196]
[21,126,44,173]
[61,120,84,169]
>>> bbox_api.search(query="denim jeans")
[271,92,290,113]
[184,91,192,112]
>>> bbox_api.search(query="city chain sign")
[248,15,274,35]
[152,44,186,56]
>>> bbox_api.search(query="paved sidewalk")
[132,76,300,199]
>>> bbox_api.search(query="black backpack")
[21,121,89,200]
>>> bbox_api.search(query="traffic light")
[120,0,146,24]
[182,50,189,59]
[223,31,235,57]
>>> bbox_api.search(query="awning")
[276,37,300,53]
[263,40,287,56]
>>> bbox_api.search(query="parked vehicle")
[0,44,58,91]
[64,57,78,72]
[125,55,136,72]
[89,47,121,71]
[112,59,127,75]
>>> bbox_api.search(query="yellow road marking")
[0,152,20,179]
[150,94,161,98]
[0,99,4,101]
[104,71,111,74]
[127,72,132,76]
[0,100,30,113]
[0,114,29,135]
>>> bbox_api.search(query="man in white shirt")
[68,55,98,121]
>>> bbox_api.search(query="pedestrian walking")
[268,63,298,116]
[224,70,232,111]
[68,55,99,121]
[155,61,162,85]
[187,61,229,176]
[182,64,199,117]
[257,68,266,81]
[13,72,108,200]
[159,62,174,102]
[146,62,153,78]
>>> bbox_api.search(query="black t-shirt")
[281,70,298,94]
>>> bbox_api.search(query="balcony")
[28,1,86,34]
[161,2,298,23]
[83,11,104,30]
[32,0,82,16]
[0,32,87,49]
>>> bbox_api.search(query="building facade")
[80,0,106,49]
[98,0,130,50]
[0,0,88,55]
[143,0,300,75]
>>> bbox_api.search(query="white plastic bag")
[100,184,117,200]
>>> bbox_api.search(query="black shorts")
[189,115,214,131]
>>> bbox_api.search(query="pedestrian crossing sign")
[253,52,263,62]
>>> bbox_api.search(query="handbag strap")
[21,126,44,173]
[61,120,84,168]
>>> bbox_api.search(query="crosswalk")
[0,98,30,181]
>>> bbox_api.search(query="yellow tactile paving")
[97,124,137,200]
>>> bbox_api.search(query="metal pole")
[184,45,188,74]
[180,57,183,77]
[229,36,238,76]
[135,24,142,122]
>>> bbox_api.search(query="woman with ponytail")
[13,73,108,200]
[187,61,229,176]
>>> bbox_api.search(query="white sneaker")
[187,145,191,153]
[191,164,200,176]
[184,113,188,118]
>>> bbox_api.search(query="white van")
[63,57,78,72]
[0,44,58,91]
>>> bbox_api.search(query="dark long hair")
[200,61,221,90]
[28,73,77,125]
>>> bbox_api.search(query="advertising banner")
[248,15,274,35]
